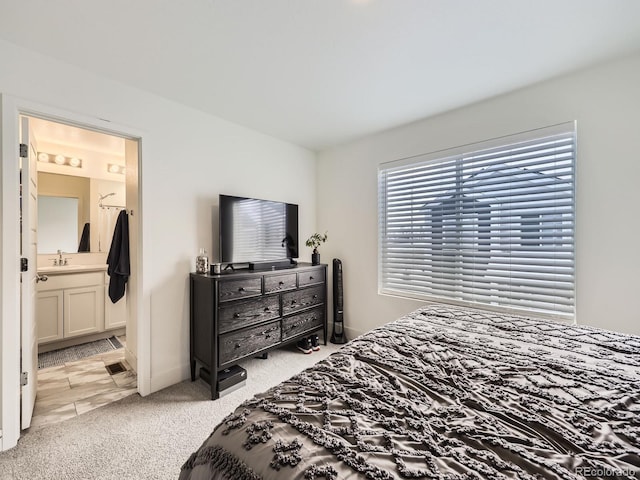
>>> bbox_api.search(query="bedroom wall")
[0,38,317,442]
[317,51,640,338]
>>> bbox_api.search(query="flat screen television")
[219,194,299,267]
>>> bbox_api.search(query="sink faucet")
[49,250,69,266]
[57,250,68,266]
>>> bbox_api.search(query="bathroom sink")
[38,264,108,275]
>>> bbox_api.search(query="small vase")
[311,252,320,265]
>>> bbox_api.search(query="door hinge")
[19,143,28,158]
[20,257,28,272]
[21,372,28,386]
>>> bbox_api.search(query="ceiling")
[2,1,640,152]
[28,117,125,157]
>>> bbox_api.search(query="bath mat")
[38,336,123,369]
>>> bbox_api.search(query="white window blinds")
[378,123,576,319]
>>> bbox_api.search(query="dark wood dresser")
[189,263,327,399]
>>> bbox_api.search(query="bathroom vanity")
[36,264,126,352]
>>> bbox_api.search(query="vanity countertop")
[38,264,108,275]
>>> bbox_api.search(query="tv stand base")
[248,259,293,271]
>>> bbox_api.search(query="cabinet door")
[36,290,64,344]
[104,285,127,330]
[63,285,105,338]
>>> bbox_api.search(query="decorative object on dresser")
[305,231,328,265]
[189,263,327,399]
[195,248,209,274]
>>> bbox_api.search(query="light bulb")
[69,157,81,167]
[37,152,49,162]
[54,154,65,165]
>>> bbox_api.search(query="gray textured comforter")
[180,304,640,479]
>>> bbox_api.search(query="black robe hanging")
[107,210,130,303]
[78,222,90,252]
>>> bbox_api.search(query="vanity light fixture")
[108,163,125,175]
[37,151,83,168]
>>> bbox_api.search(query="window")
[378,122,576,319]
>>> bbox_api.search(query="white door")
[20,116,38,429]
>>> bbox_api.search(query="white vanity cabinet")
[36,270,105,344]
[35,289,64,343]
[104,272,127,329]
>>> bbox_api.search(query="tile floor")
[30,339,137,429]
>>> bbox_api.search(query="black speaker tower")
[330,258,348,344]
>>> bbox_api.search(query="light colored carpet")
[0,342,342,480]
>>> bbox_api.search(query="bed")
[180,304,640,480]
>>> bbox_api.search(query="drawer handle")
[263,307,270,312]
[233,313,240,318]
[234,343,241,349]
[312,294,318,299]
[292,317,313,329]
[291,299,297,304]
[309,276,314,280]
[279,281,284,286]
[238,287,245,292]
[265,334,271,339]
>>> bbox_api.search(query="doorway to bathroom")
[22,114,140,429]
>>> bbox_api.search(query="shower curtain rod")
[99,204,126,209]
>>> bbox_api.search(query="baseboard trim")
[150,363,190,393]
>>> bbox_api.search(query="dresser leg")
[190,360,196,381]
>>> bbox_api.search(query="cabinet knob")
[291,299,296,304]
[233,313,240,318]
[234,343,241,349]
[278,281,284,286]
[263,307,270,312]
[309,276,314,280]
[265,334,271,339]
[312,294,318,299]
[238,287,245,292]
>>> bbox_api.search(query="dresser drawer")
[282,307,324,341]
[298,268,325,287]
[264,273,297,294]
[282,285,324,316]
[219,320,281,366]
[218,277,262,302]
[218,296,280,334]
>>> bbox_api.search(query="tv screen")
[219,194,299,264]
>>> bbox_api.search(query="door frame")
[0,94,150,451]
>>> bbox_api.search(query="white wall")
[0,39,317,447]
[318,52,640,338]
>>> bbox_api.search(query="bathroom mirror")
[37,196,80,254]
[36,172,125,254]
